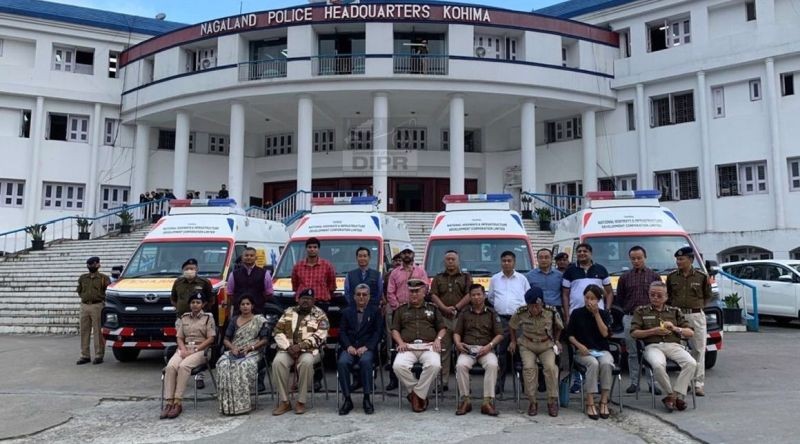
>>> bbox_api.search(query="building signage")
[200,14,258,35]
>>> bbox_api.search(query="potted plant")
[535,207,552,231]
[722,293,742,325]
[25,224,47,250]
[76,217,92,240]
[520,195,533,219]
[118,207,134,234]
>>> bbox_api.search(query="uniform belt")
[499,314,512,319]
[680,308,703,314]
[523,335,550,343]
[83,301,104,305]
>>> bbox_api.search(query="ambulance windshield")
[584,235,704,275]
[122,241,230,278]
[274,240,381,278]
[424,238,533,277]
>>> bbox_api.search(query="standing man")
[666,247,711,397]
[338,284,383,415]
[486,250,530,399]
[616,246,663,394]
[272,289,329,415]
[430,250,472,392]
[217,184,229,199]
[392,279,447,413]
[453,284,504,416]
[561,243,613,325]
[170,258,214,388]
[227,246,273,315]
[344,247,382,308]
[76,256,111,365]
[554,252,570,273]
[291,237,337,305]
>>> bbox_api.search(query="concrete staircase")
[0,229,150,334]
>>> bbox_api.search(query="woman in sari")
[217,295,269,415]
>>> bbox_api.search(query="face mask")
[183,270,197,279]
[87,266,99,273]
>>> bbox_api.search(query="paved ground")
[0,321,797,443]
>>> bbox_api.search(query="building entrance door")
[395,182,423,211]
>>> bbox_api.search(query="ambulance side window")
[232,244,247,269]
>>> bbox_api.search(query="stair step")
[0,315,80,324]
[0,324,78,334]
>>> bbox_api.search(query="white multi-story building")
[0,0,798,261]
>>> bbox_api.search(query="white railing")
[245,189,368,224]
[393,55,448,75]
[312,55,366,76]
[238,59,287,81]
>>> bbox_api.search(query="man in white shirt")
[487,250,530,398]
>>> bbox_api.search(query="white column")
[86,103,102,215]
[764,58,786,229]
[372,92,389,212]
[635,84,650,189]
[131,123,151,203]
[520,100,536,194]
[582,109,598,193]
[296,95,313,210]
[228,101,246,206]
[173,110,191,199]
[25,96,45,224]
[696,72,715,231]
[449,94,465,194]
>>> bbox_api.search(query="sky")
[49,0,567,24]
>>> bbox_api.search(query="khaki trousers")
[684,312,707,388]
[272,351,320,403]
[520,341,558,401]
[643,342,696,397]
[393,350,441,400]
[455,351,498,399]
[164,350,206,401]
[574,351,614,393]
[80,302,105,359]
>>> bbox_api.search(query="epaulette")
[516,306,527,314]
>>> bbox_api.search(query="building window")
[20,110,31,138]
[619,29,631,58]
[441,129,481,152]
[648,16,690,52]
[0,179,24,208]
[473,34,517,60]
[441,129,449,151]
[313,129,335,152]
[712,87,725,118]
[100,185,129,211]
[650,91,694,127]
[791,247,800,260]
[395,127,426,150]
[0,39,3,57]
[108,51,119,78]
[104,118,118,146]
[626,102,635,131]
[781,73,794,96]
[545,117,582,143]
[53,46,93,74]
[185,47,217,72]
[47,113,89,142]
[209,134,228,154]
[716,161,768,196]
[42,182,84,210]
[745,1,757,21]
[348,128,372,150]
[598,175,637,192]
[157,130,195,151]
[720,246,772,263]
[265,133,293,156]
[789,158,800,191]
[749,79,762,101]
[654,168,700,201]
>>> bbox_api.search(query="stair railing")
[520,192,583,222]
[245,189,368,224]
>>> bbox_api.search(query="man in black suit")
[338,283,383,415]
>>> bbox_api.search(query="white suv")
[720,260,800,324]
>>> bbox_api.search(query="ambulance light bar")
[169,198,238,207]
[586,190,661,200]
[310,196,378,206]
[442,194,513,204]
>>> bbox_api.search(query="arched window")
[718,245,773,263]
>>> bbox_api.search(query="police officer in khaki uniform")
[161,292,217,419]
[392,278,447,413]
[666,247,711,397]
[76,256,110,365]
[170,258,214,316]
[631,281,696,412]
[509,287,564,417]
[430,250,472,391]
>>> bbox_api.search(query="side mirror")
[705,260,719,276]
[111,265,123,280]
[778,274,794,283]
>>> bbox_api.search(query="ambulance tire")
[113,348,141,362]
[704,350,717,370]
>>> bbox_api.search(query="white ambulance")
[102,199,288,362]
[423,194,535,288]
[552,190,723,368]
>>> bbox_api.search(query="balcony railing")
[238,59,287,81]
[393,54,448,75]
[312,54,365,76]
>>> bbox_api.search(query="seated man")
[453,284,504,416]
[509,287,563,417]
[392,278,447,413]
[338,283,383,415]
[271,289,329,416]
[630,281,696,412]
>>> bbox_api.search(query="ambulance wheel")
[113,348,141,362]
[704,350,717,370]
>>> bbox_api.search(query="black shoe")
[258,381,267,393]
[442,384,448,392]
[339,397,354,415]
[650,385,662,396]
[385,381,398,391]
[495,391,505,401]
[76,357,91,365]
[196,379,205,390]
[314,381,323,392]
[363,396,374,415]
[626,384,639,394]
[92,358,103,365]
